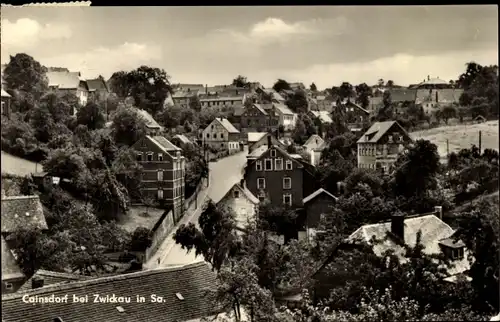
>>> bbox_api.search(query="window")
[147,153,153,162]
[221,143,224,148]
[158,153,163,161]
[285,160,293,170]
[256,161,263,171]
[283,177,291,189]
[157,189,164,199]
[233,190,240,198]
[206,133,210,138]
[220,133,224,138]
[136,153,143,161]
[258,193,266,202]
[388,135,393,143]
[451,247,465,260]
[213,133,217,139]
[211,125,214,129]
[283,193,292,206]
[157,170,163,181]
[5,282,12,290]
[257,178,266,189]
[264,159,273,171]
[275,158,283,170]
[270,149,276,157]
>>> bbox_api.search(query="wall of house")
[220,187,257,230]
[201,99,243,109]
[309,150,322,166]
[305,194,336,231]
[279,113,296,131]
[2,276,25,294]
[202,120,228,150]
[245,149,304,208]
[240,106,279,133]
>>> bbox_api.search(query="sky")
[1,5,498,89]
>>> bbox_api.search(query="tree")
[111,147,143,201]
[285,90,309,114]
[373,91,394,121]
[232,75,249,88]
[441,105,457,125]
[129,227,153,252]
[3,53,48,101]
[386,80,395,88]
[76,102,106,130]
[377,78,384,87]
[292,118,308,145]
[339,82,354,100]
[354,83,371,109]
[111,107,148,146]
[39,92,76,123]
[310,83,317,91]
[189,95,202,112]
[273,79,291,93]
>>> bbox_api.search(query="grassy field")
[1,151,43,176]
[411,120,499,159]
[117,206,166,233]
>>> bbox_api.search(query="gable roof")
[220,182,260,205]
[346,214,470,276]
[1,88,11,97]
[273,103,295,115]
[18,270,90,292]
[252,103,269,115]
[344,101,369,114]
[356,121,410,144]
[310,110,332,123]
[1,195,47,233]
[46,71,83,90]
[248,133,286,154]
[250,144,304,169]
[214,118,240,134]
[146,135,181,153]
[86,78,109,92]
[247,132,267,143]
[303,188,338,204]
[303,134,325,148]
[2,262,219,322]
[173,134,192,145]
[1,235,25,281]
[135,108,162,129]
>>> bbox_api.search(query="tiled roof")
[346,214,470,277]
[1,88,11,97]
[149,136,182,152]
[356,121,409,144]
[86,78,109,92]
[220,182,260,205]
[135,108,162,129]
[1,262,219,322]
[46,71,83,89]
[273,103,294,115]
[215,118,240,134]
[173,134,192,145]
[172,90,199,98]
[18,270,89,292]
[248,145,269,158]
[1,195,47,233]
[303,188,338,204]
[415,89,463,104]
[388,89,417,103]
[1,236,25,281]
[247,132,267,143]
[416,77,449,87]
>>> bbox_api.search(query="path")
[144,147,249,269]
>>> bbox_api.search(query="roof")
[248,145,269,158]
[233,106,245,116]
[416,77,449,87]
[86,78,109,92]
[303,188,338,204]
[388,88,417,103]
[1,235,25,281]
[18,270,90,292]
[303,134,325,149]
[173,134,192,145]
[309,111,332,123]
[356,121,410,144]
[346,214,470,276]
[1,88,11,97]
[46,71,83,89]
[172,90,199,98]
[146,135,181,153]
[214,118,240,134]
[2,262,220,322]
[247,132,267,143]
[415,89,463,104]
[345,101,369,114]
[1,195,47,233]
[220,182,260,205]
[135,108,162,129]
[273,103,295,115]
[200,97,243,102]
[252,104,269,115]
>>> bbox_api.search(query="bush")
[129,227,153,252]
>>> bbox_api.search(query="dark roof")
[356,121,411,144]
[86,78,109,92]
[18,270,90,292]
[388,88,417,103]
[2,262,219,322]
[1,195,47,233]
[1,236,25,281]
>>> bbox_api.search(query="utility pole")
[479,130,482,154]
[446,139,449,156]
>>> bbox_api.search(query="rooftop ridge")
[2,262,209,301]
[361,213,440,229]
[1,195,40,201]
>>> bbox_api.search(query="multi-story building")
[356,121,413,173]
[340,101,370,133]
[244,135,316,208]
[132,135,185,220]
[200,96,244,109]
[201,117,241,154]
[86,77,110,103]
[46,70,89,109]
[172,89,199,108]
[273,103,297,131]
[240,103,279,133]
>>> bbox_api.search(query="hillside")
[411,120,499,159]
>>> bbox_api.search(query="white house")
[273,103,297,131]
[218,180,260,233]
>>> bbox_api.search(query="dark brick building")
[240,103,279,134]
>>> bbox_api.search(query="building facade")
[273,103,297,131]
[132,135,185,218]
[202,118,241,154]
[218,180,260,232]
[46,71,89,108]
[240,103,279,133]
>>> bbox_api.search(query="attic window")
[175,293,184,300]
[5,282,13,290]
[270,149,276,157]
[233,190,240,199]
[116,306,125,313]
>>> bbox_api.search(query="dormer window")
[439,238,465,260]
[158,153,163,161]
[270,149,276,157]
[233,190,240,199]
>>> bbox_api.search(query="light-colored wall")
[220,187,257,230]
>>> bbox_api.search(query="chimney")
[427,75,430,81]
[391,213,405,241]
[267,134,272,147]
[205,84,208,95]
[434,206,443,220]
[32,277,44,289]
[240,179,245,188]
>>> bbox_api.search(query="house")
[341,101,370,133]
[244,136,316,209]
[240,103,279,133]
[346,207,471,282]
[289,82,306,91]
[200,96,244,109]
[171,134,194,151]
[256,88,286,104]
[301,188,338,243]
[218,180,260,233]
[1,88,11,117]
[86,77,110,103]
[303,135,327,166]
[356,121,413,173]
[247,132,267,146]
[415,88,463,114]
[172,89,199,108]
[308,110,332,124]
[248,132,286,154]
[135,108,163,136]
[18,270,90,292]
[202,118,241,154]
[1,193,48,293]
[46,71,89,108]
[1,262,229,322]
[173,83,205,93]
[131,135,185,219]
[273,103,297,131]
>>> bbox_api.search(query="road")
[144,147,249,269]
